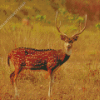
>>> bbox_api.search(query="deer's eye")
[69,40,73,43]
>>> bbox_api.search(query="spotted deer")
[8,12,87,98]
[22,18,30,25]
[22,18,33,29]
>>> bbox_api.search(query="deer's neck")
[65,48,72,56]
[57,45,72,64]
[64,43,72,56]
[57,49,70,64]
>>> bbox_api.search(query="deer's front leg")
[48,70,54,97]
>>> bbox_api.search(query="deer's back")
[9,47,60,70]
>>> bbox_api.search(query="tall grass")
[0,22,100,99]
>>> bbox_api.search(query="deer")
[8,11,87,98]
[22,18,30,25]
[22,18,33,29]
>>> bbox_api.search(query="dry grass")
[0,22,100,100]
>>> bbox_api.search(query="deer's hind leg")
[10,65,23,97]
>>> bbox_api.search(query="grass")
[0,0,100,99]
[0,21,100,100]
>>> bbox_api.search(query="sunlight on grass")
[0,21,100,99]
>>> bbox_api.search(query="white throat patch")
[65,49,72,56]
[64,42,72,56]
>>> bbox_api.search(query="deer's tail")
[8,53,11,66]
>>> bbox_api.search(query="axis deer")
[8,12,87,98]
[22,18,30,25]
[22,18,33,29]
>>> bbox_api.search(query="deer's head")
[55,11,87,55]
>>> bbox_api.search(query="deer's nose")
[68,45,71,48]
[67,43,72,48]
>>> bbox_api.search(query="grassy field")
[0,0,100,99]
[0,20,100,100]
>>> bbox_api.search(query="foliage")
[58,8,84,23]
[95,23,100,30]
[65,0,100,20]
[36,14,46,22]
[58,8,85,33]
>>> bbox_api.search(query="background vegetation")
[0,0,100,100]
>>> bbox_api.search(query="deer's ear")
[60,35,68,41]
[72,35,79,42]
